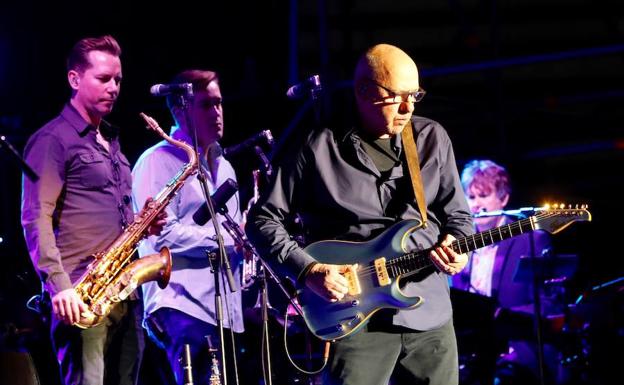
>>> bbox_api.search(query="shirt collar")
[60,103,119,139]
[343,125,403,154]
[170,125,222,156]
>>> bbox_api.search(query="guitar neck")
[453,216,536,254]
[387,216,536,279]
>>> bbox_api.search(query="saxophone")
[72,112,198,329]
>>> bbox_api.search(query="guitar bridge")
[374,257,391,286]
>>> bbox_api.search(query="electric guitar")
[297,205,591,341]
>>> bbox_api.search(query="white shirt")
[132,126,244,332]
[469,216,505,297]
[469,244,498,296]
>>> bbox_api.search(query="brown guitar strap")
[401,122,428,227]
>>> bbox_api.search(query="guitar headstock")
[534,203,592,234]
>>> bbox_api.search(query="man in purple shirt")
[21,35,163,385]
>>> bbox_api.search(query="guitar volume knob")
[351,300,359,307]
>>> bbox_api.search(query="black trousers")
[50,300,144,385]
[325,319,458,385]
[145,307,240,385]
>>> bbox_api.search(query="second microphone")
[193,178,239,226]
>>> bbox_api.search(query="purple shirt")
[21,104,134,296]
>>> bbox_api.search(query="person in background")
[453,159,567,385]
[132,69,244,385]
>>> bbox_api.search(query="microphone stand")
[221,208,304,385]
[258,263,273,385]
[221,212,303,320]
[528,231,547,385]
[0,134,39,181]
[181,93,237,385]
[273,80,323,166]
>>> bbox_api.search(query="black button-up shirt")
[21,104,134,295]
[246,115,474,330]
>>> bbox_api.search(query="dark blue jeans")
[145,307,237,385]
[326,319,458,385]
[50,300,144,385]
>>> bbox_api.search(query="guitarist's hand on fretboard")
[304,263,357,302]
[429,234,468,275]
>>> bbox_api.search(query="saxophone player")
[21,35,166,385]
[132,69,245,385]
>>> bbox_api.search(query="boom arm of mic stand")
[220,215,304,318]
[1,135,39,181]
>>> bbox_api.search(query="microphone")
[286,74,322,99]
[223,130,274,158]
[150,83,193,97]
[192,178,239,226]
[472,207,543,218]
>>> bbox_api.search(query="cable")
[282,310,330,375]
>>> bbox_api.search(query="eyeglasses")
[364,79,426,104]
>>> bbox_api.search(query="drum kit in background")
[452,253,623,385]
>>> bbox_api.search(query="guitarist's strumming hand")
[304,263,358,302]
[429,234,468,275]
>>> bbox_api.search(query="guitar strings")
[347,211,568,278]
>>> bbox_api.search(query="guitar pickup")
[344,266,361,296]
[374,257,391,286]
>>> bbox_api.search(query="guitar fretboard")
[385,216,536,278]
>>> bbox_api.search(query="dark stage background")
[1,1,622,384]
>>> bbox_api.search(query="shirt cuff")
[296,262,318,287]
[284,247,317,281]
[45,272,73,296]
